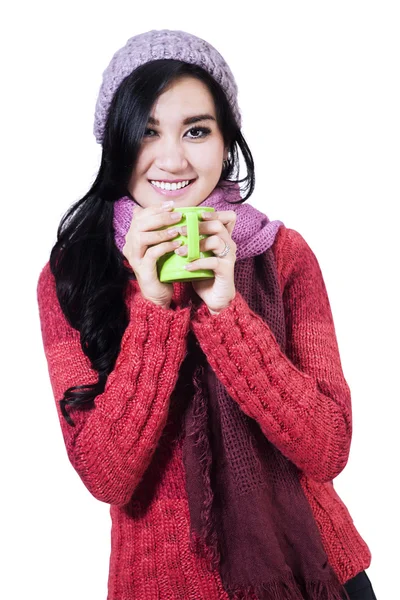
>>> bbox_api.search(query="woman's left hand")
[175,210,237,314]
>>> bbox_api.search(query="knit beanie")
[93,29,241,144]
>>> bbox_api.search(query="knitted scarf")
[113,183,349,600]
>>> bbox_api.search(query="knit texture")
[113,183,346,599]
[37,225,372,599]
[113,182,283,260]
[93,29,241,145]
[183,245,348,599]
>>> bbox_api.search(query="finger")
[178,218,232,239]
[124,235,180,264]
[173,218,237,256]
[176,234,230,257]
[200,223,237,252]
[126,204,182,260]
[201,234,235,256]
[130,225,182,261]
[183,255,232,272]
[201,209,237,235]
[181,234,236,265]
[198,220,231,239]
[139,226,182,247]
[145,238,183,262]
[133,201,176,219]
[132,208,182,233]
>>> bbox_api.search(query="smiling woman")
[37,29,377,600]
[129,77,227,208]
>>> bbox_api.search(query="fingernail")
[162,200,175,208]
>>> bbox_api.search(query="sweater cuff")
[189,290,282,384]
[191,290,247,325]
[122,291,191,352]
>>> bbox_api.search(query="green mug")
[157,206,216,283]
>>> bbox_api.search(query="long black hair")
[50,59,255,426]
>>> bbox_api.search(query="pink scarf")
[113,182,283,260]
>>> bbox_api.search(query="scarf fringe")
[186,360,221,572]
[303,579,350,600]
[225,577,349,600]
[189,529,219,574]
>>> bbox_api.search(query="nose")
[153,137,189,173]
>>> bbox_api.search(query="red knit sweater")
[37,224,371,599]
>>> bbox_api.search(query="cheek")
[191,140,224,173]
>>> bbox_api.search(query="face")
[128,76,228,208]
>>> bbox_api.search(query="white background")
[1,1,398,598]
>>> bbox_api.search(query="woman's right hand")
[122,201,183,309]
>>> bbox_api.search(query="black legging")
[342,570,378,599]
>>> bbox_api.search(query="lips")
[149,179,195,197]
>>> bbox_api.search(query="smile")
[150,180,192,190]
[149,179,195,197]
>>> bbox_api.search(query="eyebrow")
[147,114,216,126]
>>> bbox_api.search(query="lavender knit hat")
[93,29,241,145]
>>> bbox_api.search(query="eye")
[143,128,157,137]
[186,127,211,139]
[142,126,212,139]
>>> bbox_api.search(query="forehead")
[150,76,216,121]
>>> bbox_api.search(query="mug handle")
[186,211,200,261]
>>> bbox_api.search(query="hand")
[174,210,237,314]
[122,201,184,309]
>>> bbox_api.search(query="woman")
[37,30,377,599]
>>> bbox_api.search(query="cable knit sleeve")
[190,226,352,483]
[37,263,191,506]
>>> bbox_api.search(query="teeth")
[150,180,191,190]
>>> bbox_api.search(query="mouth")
[149,179,196,197]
